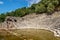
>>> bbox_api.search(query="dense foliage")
[0,0,60,22]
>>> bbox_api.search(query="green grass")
[0,29,60,40]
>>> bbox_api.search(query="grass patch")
[0,29,60,40]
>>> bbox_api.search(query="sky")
[0,0,40,13]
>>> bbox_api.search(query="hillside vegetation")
[0,0,60,22]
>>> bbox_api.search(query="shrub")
[47,3,55,13]
[35,3,46,13]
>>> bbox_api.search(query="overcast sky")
[0,0,40,13]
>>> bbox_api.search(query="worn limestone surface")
[0,11,60,37]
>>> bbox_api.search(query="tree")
[35,3,46,13]
[41,0,51,5]
[52,0,59,6]
[0,14,6,22]
[47,3,55,13]
[58,0,60,4]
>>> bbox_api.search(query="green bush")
[0,14,6,22]
[47,3,55,13]
[35,3,46,13]
[52,0,59,6]
[41,0,51,5]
